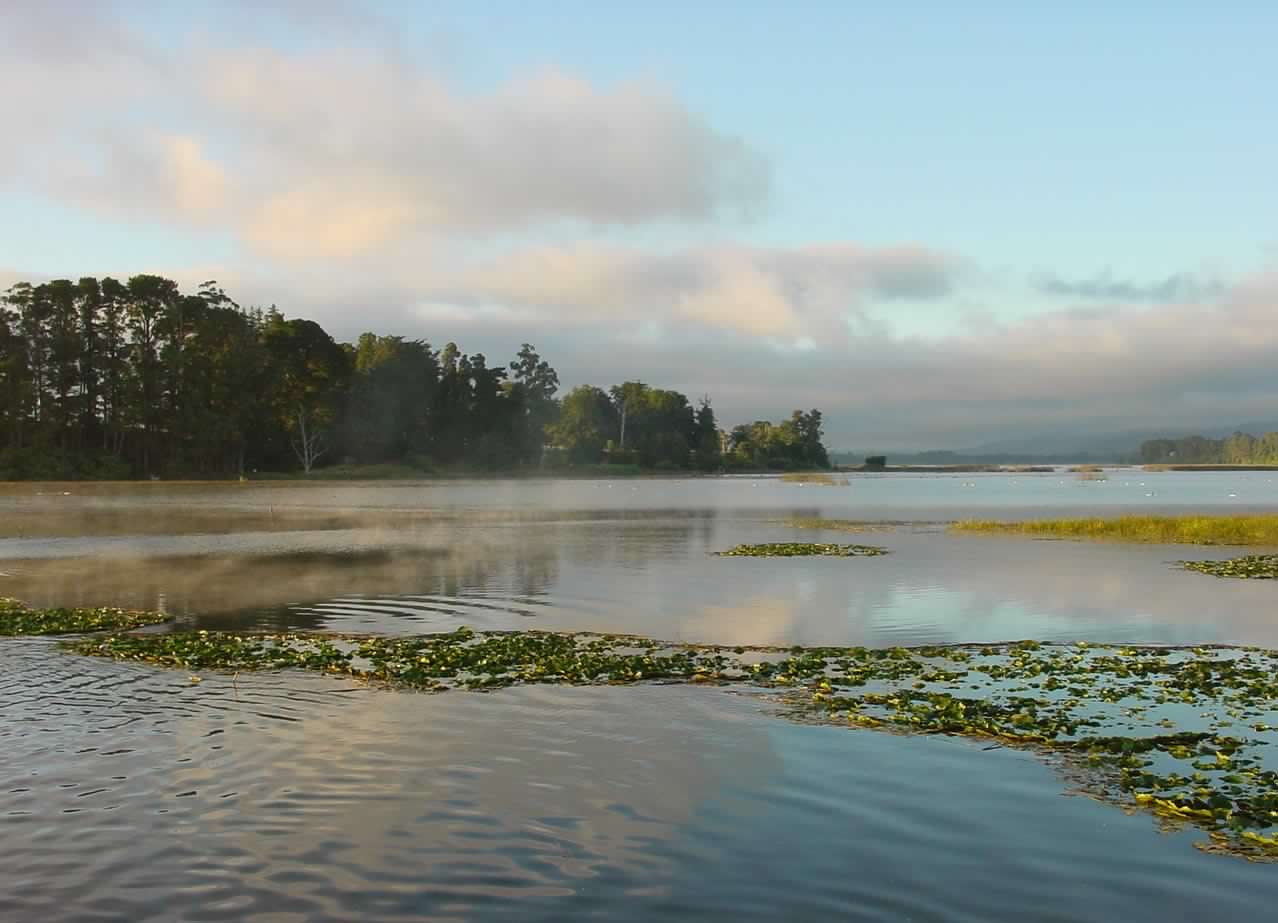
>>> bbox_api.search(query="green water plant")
[714,542,888,557]
[951,514,1278,546]
[0,597,170,636]
[65,627,1278,861]
[1178,555,1278,579]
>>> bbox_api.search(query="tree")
[693,397,722,470]
[341,334,439,463]
[0,298,22,450]
[2,271,815,479]
[725,410,829,470]
[548,385,618,464]
[509,343,560,464]
[124,274,180,476]
[262,312,351,473]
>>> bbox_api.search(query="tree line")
[1139,432,1278,465]
[0,275,829,479]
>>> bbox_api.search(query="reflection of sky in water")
[2,476,1277,648]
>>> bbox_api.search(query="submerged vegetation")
[67,627,1278,861]
[714,542,888,557]
[1179,555,1278,580]
[951,514,1278,546]
[0,597,169,636]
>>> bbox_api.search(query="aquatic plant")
[1178,555,1278,579]
[66,627,1278,861]
[951,514,1278,546]
[0,597,170,636]
[714,542,888,557]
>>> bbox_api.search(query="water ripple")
[4,640,1278,921]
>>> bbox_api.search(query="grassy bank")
[951,514,1278,546]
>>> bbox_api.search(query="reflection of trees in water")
[552,509,715,569]
[1,539,562,632]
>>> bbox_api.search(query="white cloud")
[3,6,769,257]
[419,242,957,339]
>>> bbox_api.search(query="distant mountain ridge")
[834,419,1278,464]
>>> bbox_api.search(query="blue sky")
[2,1,1276,448]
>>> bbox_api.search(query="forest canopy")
[1139,432,1278,465]
[0,276,830,479]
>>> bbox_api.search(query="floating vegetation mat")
[0,597,170,636]
[714,542,888,557]
[66,627,1278,861]
[1179,555,1278,580]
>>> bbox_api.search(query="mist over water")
[4,472,1278,920]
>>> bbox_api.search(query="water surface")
[3,473,1278,920]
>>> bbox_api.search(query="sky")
[2,0,1276,450]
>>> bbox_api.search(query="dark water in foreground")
[3,473,1278,920]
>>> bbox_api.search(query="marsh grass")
[0,597,170,636]
[951,514,1278,546]
[67,627,1278,861]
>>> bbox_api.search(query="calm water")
[3,472,1278,920]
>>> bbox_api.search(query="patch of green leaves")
[0,597,170,636]
[1178,555,1278,579]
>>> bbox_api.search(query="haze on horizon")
[3,0,1275,451]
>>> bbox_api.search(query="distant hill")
[833,419,1278,466]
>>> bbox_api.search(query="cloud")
[1035,270,1226,303]
[418,242,957,338]
[211,58,769,253]
[55,134,230,225]
[3,6,769,257]
[392,268,1277,447]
